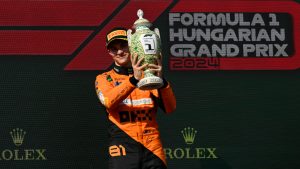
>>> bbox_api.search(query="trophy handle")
[154,28,160,39]
[127,29,132,46]
[154,28,162,60]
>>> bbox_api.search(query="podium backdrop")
[0,0,300,169]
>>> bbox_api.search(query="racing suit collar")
[113,64,133,75]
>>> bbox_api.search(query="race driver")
[95,27,176,169]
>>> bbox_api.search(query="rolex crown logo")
[181,127,197,145]
[10,128,26,146]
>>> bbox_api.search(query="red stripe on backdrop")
[64,0,172,70]
[0,0,122,26]
[0,31,92,55]
[171,0,300,70]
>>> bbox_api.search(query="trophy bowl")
[127,9,163,90]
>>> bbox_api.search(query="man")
[95,27,176,169]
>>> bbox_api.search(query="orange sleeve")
[159,83,176,114]
[154,81,176,114]
[95,74,136,110]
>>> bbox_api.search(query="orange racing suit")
[95,64,176,169]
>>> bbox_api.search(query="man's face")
[107,40,131,67]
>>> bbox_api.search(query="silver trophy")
[127,9,163,90]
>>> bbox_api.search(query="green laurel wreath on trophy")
[127,9,163,90]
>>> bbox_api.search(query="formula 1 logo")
[0,0,172,70]
[169,0,300,70]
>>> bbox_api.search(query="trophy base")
[137,76,163,90]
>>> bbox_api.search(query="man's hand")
[131,53,148,80]
[148,55,163,78]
